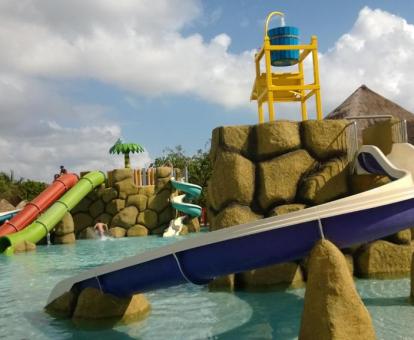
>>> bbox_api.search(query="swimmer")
[93,219,108,238]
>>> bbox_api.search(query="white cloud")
[319,7,414,113]
[1,3,414,182]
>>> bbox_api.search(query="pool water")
[1,236,413,339]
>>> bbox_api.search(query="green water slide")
[0,171,105,255]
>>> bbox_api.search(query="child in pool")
[94,219,108,238]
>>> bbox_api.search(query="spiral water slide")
[0,173,79,237]
[0,209,22,225]
[47,143,414,304]
[0,171,105,254]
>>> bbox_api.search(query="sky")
[1,0,414,182]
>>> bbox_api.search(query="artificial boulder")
[45,291,77,318]
[269,204,307,217]
[73,213,93,233]
[54,233,76,244]
[112,206,139,229]
[208,151,255,211]
[115,179,139,198]
[106,199,125,215]
[78,227,97,240]
[211,204,261,231]
[238,262,304,289]
[72,197,92,214]
[155,178,171,193]
[258,150,315,210]
[94,213,113,225]
[138,185,155,197]
[301,120,348,161]
[355,240,412,278]
[72,288,150,323]
[54,212,75,236]
[148,189,170,213]
[137,210,158,230]
[208,274,236,292]
[212,125,251,158]
[102,187,119,203]
[158,207,174,226]
[13,241,36,253]
[256,121,301,159]
[109,227,126,238]
[126,194,148,211]
[127,225,149,237]
[298,156,349,205]
[0,199,15,212]
[89,200,105,218]
[185,216,200,233]
[299,239,375,340]
[112,168,134,182]
[156,167,172,178]
[384,229,411,245]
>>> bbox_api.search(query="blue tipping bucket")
[268,26,299,67]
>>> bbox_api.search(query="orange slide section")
[0,173,79,237]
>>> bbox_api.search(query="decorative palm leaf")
[109,138,145,168]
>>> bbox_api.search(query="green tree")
[0,171,47,204]
[109,138,145,168]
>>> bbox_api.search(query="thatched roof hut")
[326,85,414,144]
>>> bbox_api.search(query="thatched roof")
[326,85,414,144]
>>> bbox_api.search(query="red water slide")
[0,173,79,237]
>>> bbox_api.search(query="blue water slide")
[47,143,414,304]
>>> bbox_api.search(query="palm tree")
[109,138,145,168]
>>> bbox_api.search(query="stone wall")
[70,167,176,238]
[207,119,413,288]
[208,120,350,230]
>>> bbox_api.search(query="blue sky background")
[0,1,413,180]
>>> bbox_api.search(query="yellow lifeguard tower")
[251,11,323,123]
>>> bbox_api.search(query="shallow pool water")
[0,236,413,339]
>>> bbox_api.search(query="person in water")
[94,219,108,238]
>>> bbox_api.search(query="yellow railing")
[250,12,323,123]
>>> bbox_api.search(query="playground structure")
[107,167,156,187]
[250,11,323,123]
[163,178,202,237]
[0,172,105,255]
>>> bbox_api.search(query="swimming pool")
[0,236,413,339]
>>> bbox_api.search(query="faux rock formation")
[384,229,411,245]
[137,210,158,230]
[13,241,36,253]
[115,179,139,198]
[299,239,375,340]
[268,204,307,217]
[127,225,149,237]
[211,204,261,231]
[298,156,349,205]
[355,240,412,277]
[258,150,315,210]
[89,200,105,218]
[126,194,148,211]
[210,125,251,164]
[73,213,93,233]
[111,206,139,229]
[54,233,76,244]
[54,212,75,236]
[46,287,151,325]
[256,121,301,159]
[301,120,348,160]
[208,151,255,211]
[105,199,125,215]
[101,187,118,203]
[238,262,304,289]
[208,274,235,292]
[112,168,134,182]
[109,227,126,238]
[78,227,97,240]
